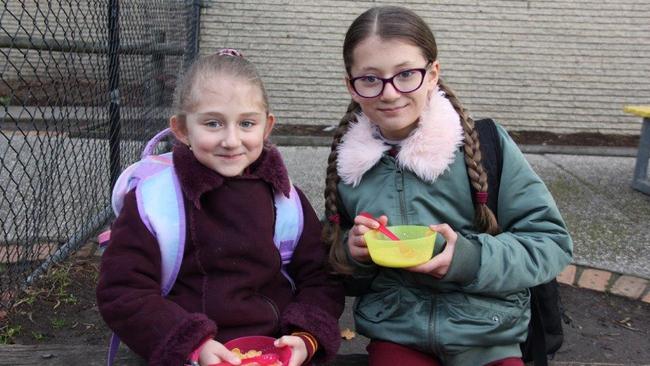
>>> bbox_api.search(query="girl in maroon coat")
[96,49,344,366]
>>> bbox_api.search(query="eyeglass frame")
[348,62,433,98]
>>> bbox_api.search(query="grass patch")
[50,318,66,329]
[0,324,21,344]
[31,331,45,341]
[47,262,80,307]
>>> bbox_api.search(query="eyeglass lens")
[353,69,425,98]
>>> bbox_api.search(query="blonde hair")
[172,51,270,115]
[325,6,500,274]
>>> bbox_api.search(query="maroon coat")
[96,144,344,365]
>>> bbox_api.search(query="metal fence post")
[108,0,120,188]
[184,0,202,69]
[152,30,166,106]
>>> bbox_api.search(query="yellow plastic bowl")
[364,225,436,268]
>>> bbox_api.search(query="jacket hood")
[337,88,464,187]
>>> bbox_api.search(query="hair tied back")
[216,48,243,58]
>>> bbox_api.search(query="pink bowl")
[224,336,291,365]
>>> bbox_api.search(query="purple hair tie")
[217,48,243,57]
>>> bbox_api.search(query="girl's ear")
[170,115,189,145]
[263,113,276,140]
[426,60,441,90]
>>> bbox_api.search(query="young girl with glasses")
[97,49,344,366]
[323,6,573,366]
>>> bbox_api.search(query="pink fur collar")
[337,89,464,187]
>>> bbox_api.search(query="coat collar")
[173,142,291,209]
[337,89,464,187]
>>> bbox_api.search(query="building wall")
[200,0,650,134]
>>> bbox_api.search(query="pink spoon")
[359,212,400,241]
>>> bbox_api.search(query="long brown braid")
[437,79,500,235]
[323,101,360,274]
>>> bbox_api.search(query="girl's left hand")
[274,335,307,366]
[405,223,457,278]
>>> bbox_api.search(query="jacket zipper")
[428,296,439,355]
[395,163,408,224]
[259,294,280,332]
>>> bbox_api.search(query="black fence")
[0,0,201,311]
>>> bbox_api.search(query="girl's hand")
[406,224,457,278]
[198,339,241,366]
[347,214,388,263]
[274,335,307,366]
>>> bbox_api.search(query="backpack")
[98,128,304,366]
[473,119,565,366]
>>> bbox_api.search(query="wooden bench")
[623,105,650,195]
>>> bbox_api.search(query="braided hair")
[323,101,360,274]
[324,6,499,274]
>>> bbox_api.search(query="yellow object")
[364,225,436,268]
[232,348,262,359]
[341,328,357,340]
[624,105,650,118]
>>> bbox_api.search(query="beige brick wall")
[200,0,650,135]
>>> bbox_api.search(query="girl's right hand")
[347,214,388,263]
[406,223,458,278]
[198,339,242,365]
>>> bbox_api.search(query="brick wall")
[200,0,650,135]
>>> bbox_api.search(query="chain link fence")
[0,0,201,311]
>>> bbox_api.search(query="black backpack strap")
[528,292,549,366]
[472,118,502,214]
[474,119,563,365]
[523,279,564,366]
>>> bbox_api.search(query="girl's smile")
[377,103,409,115]
[217,153,244,160]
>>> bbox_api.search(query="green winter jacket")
[335,94,573,366]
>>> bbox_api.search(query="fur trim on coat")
[149,313,216,366]
[337,89,464,187]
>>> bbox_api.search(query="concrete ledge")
[270,135,638,157]
[270,135,333,147]
[520,144,637,157]
[0,344,636,366]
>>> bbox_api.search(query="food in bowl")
[222,336,291,366]
[231,347,282,365]
[364,225,436,268]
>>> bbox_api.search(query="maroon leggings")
[367,340,524,366]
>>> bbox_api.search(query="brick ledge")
[557,264,650,303]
